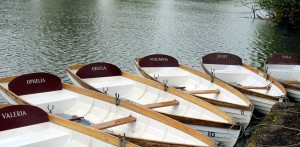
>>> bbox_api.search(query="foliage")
[258,0,300,28]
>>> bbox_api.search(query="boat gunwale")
[0,75,216,146]
[133,58,252,111]
[201,63,287,101]
[0,103,138,147]
[67,64,240,129]
[69,67,220,146]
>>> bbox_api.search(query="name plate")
[267,53,300,65]
[0,105,48,131]
[76,62,122,79]
[202,53,242,65]
[139,54,179,67]
[8,72,62,96]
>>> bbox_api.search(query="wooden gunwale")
[281,82,300,90]
[0,104,138,147]
[242,63,287,96]
[160,112,240,130]
[133,58,158,82]
[67,64,237,127]
[122,72,234,123]
[63,83,216,146]
[282,81,300,85]
[180,64,252,106]
[134,59,252,111]
[0,76,216,146]
[49,114,139,147]
[201,63,287,101]
[193,95,251,111]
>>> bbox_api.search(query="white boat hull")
[0,122,115,147]
[286,88,300,102]
[0,73,214,146]
[67,70,240,147]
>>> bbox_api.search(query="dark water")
[0,0,300,145]
[1,0,299,82]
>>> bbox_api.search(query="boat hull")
[133,59,253,129]
[0,74,215,147]
[67,69,240,147]
[286,88,300,102]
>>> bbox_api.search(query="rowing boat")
[201,52,287,114]
[265,53,300,102]
[133,54,253,128]
[67,62,241,147]
[0,104,139,147]
[0,72,216,147]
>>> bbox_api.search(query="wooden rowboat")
[201,53,287,114]
[133,54,253,128]
[0,104,139,147]
[67,62,242,147]
[265,53,300,102]
[0,72,216,147]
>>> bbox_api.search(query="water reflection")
[0,0,299,82]
[250,22,300,69]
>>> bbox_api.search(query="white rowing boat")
[0,104,139,147]
[67,62,242,147]
[265,53,300,102]
[0,72,216,147]
[201,53,287,114]
[133,54,253,128]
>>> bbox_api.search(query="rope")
[251,113,265,120]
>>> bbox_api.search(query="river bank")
[246,102,300,147]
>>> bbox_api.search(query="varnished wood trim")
[282,81,300,85]
[160,112,241,130]
[63,65,218,146]
[201,63,286,101]
[143,100,179,109]
[281,82,300,90]
[62,80,216,146]
[0,83,138,146]
[122,72,235,123]
[242,63,287,96]
[193,95,251,111]
[182,64,252,106]
[49,114,139,147]
[0,104,12,109]
[185,90,220,95]
[133,58,158,81]
[109,134,202,147]
[0,75,216,146]
[90,116,137,130]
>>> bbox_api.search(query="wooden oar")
[90,116,136,130]
[185,90,220,95]
[143,100,179,109]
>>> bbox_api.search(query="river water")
[0,0,299,145]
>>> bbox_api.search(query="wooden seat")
[239,86,269,90]
[185,90,220,95]
[90,116,136,130]
[143,100,179,109]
